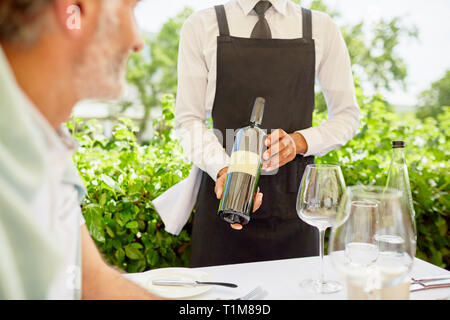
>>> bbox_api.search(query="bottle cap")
[392,140,405,148]
[250,97,265,126]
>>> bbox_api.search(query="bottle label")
[228,151,260,177]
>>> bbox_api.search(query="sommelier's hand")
[262,129,308,171]
[215,167,263,230]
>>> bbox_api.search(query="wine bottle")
[218,97,266,226]
[386,140,417,252]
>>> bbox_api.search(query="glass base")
[300,279,342,294]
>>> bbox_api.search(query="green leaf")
[100,192,107,207]
[130,242,143,249]
[100,174,121,192]
[146,249,159,266]
[115,248,125,263]
[83,204,105,243]
[125,221,139,229]
[105,226,115,238]
[127,259,146,273]
[124,245,144,260]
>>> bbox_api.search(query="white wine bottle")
[218,97,266,225]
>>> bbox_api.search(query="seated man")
[0,0,160,299]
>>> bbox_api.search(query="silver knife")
[411,276,450,284]
[411,283,450,292]
[152,279,238,288]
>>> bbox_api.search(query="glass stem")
[318,228,326,285]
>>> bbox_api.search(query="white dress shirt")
[175,0,360,181]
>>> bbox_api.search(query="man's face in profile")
[73,0,143,101]
[0,0,143,127]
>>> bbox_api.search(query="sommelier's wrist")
[207,157,230,182]
[291,132,308,155]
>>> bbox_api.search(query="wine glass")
[329,186,416,300]
[296,164,346,294]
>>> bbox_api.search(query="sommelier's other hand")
[215,167,263,230]
[262,129,308,171]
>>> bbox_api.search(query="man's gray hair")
[0,0,53,44]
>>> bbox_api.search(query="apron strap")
[215,5,230,37]
[302,8,312,40]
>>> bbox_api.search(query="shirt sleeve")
[297,13,360,157]
[174,14,230,181]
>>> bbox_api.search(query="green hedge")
[69,96,192,272]
[69,93,449,272]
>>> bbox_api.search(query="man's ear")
[52,0,98,39]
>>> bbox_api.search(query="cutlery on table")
[410,276,450,292]
[411,276,450,285]
[410,283,450,292]
[234,286,267,300]
[410,276,450,293]
[216,286,267,300]
[152,279,238,288]
[242,286,268,300]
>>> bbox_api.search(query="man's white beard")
[73,1,128,101]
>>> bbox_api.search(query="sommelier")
[175,0,360,267]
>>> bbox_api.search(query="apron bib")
[190,6,318,267]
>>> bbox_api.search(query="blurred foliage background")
[69,0,449,272]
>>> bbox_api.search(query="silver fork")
[250,287,268,300]
[234,286,266,300]
[216,286,267,300]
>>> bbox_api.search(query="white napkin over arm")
[152,165,202,235]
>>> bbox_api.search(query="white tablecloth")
[124,256,450,300]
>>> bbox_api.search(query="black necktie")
[251,1,272,39]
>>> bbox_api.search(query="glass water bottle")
[386,140,417,251]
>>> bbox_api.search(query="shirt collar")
[237,0,287,16]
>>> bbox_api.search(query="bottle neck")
[391,147,406,164]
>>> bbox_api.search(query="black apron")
[190,6,319,267]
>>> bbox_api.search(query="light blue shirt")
[0,47,86,299]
